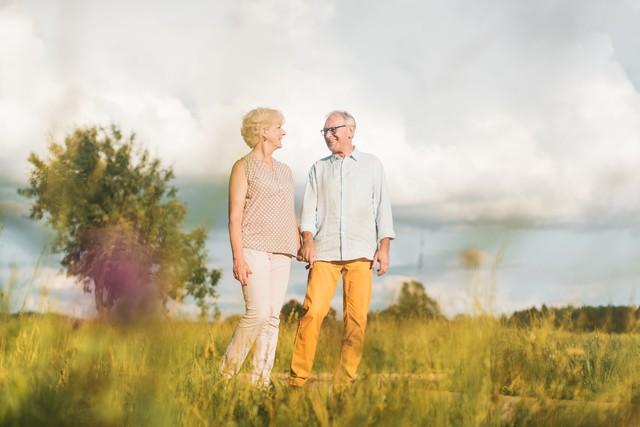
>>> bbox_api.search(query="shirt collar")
[331,146,359,162]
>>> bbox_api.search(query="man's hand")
[373,238,391,276]
[299,231,316,269]
[233,257,252,286]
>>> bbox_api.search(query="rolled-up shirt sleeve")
[375,164,395,242]
[300,166,318,235]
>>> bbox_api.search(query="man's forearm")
[302,231,315,244]
[379,237,391,252]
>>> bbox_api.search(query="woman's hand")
[233,257,252,286]
[295,229,304,261]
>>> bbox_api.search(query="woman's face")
[262,118,286,149]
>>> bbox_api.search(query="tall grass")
[2,314,640,426]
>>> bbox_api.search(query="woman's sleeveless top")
[241,153,298,257]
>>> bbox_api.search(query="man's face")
[322,114,354,155]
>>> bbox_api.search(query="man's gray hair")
[327,110,356,128]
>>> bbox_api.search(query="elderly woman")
[220,108,299,387]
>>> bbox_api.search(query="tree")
[18,125,220,317]
[280,299,337,323]
[280,299,306,323]
[380,280,443,320]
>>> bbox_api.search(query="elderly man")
[289,110,395,386]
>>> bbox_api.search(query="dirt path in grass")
[266,372,624,418]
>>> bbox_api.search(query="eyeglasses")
[320,125,346,135]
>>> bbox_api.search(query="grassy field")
[2,313,640,426]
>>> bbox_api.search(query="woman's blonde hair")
[240,108,283,148]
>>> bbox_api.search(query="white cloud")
[2,0,640,225]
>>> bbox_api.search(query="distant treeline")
[280,280,445,324]
[281,290,640,334]
[503,304,640,333]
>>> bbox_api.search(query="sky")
[1,0,639,318]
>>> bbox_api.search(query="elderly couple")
[219,108,395,388]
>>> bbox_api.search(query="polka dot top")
[241,153,299,257]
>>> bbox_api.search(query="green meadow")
[2,313,640,426]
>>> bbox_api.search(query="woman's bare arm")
[228,159,251,285]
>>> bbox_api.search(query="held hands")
[232,257,252,286]
[298,232,316,269]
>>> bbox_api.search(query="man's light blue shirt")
[300,147,395,262]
